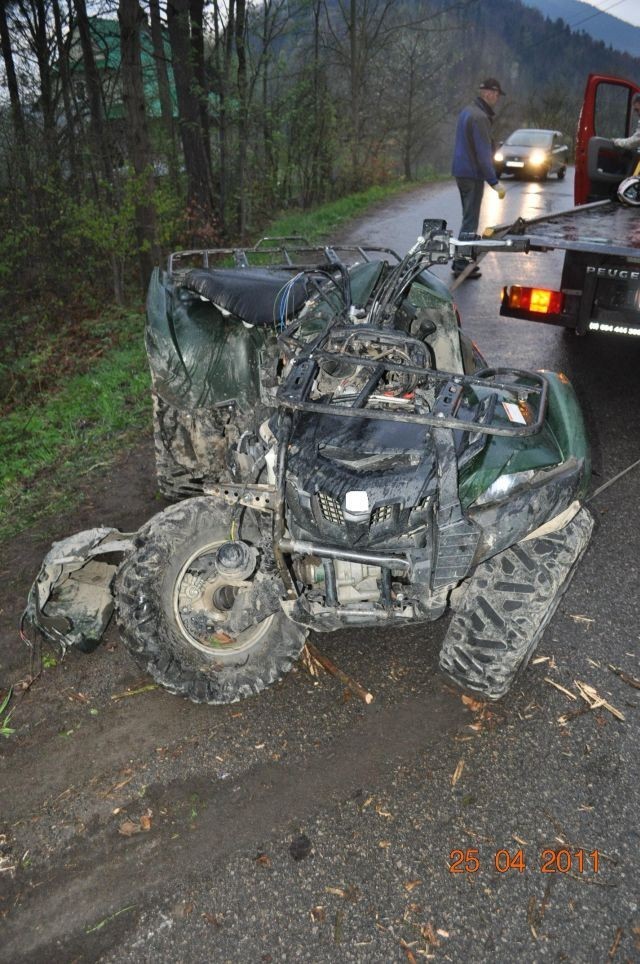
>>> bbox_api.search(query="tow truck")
[496,73,640,338]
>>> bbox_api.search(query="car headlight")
[494,151,504,162]
[528,149,547,166]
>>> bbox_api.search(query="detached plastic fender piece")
[24,528,135,653]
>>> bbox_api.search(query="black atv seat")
[183,267,309,327]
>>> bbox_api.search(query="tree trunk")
[235,0,248,237]
[118,0,161,291]
[0,0,32,188]
[33,0,57,173]
[167,0,215,232]
[261,2,270,197]
[149,0,179,189]
[349,0,360,188]
[214,0,234,234]
[189,0,211,167]
[74,0,113,187]
[403,52,415,181]
[52,0,80,182]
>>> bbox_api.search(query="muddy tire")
[115,497,307,704]
[439,507,594,700]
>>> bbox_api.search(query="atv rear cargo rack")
[167,236,401,278]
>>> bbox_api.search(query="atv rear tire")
[439,507,594,700]
[115,497,307,704]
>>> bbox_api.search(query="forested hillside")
[522,0,640,58]
[1,0,639,335]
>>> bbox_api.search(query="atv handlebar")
[412,219,529,264]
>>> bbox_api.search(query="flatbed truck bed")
[494,200,640,336]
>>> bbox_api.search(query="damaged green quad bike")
[25,221,593,704]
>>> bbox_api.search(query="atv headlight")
[474,469,536,506]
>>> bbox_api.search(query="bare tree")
[118,0,160,289]
[30,0,57,167]
[52,0,80,180]
[209,0,232,231]
[189,0,211,167]
[235,0,248,235]
[74,0,114,186]
[148,0,179,186]
[0,0,32,187]
[167,0,216,230]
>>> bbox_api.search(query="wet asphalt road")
[2,172,639,963]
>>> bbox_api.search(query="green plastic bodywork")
[542,370,591,497]
[459,370,589,506]
[146,261,390,411]
[146,267,276,411]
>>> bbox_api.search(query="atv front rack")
[278,339,548,438]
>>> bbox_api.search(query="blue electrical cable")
[276,272,305,330]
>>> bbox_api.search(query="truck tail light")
[502,285,564,315]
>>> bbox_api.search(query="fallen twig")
[451,759,465,786]
[608,927,623,958]
[558,705,593,726]
[304,642,374,704]
[568,614,594,626]
[79,461,112,477]
[85,904,136,934]
[608,665,640,691]
[527,895,538,941]
[574,681,625,722]
[111,684,158,701]
[544,677,577,701]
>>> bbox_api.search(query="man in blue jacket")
[451,78,506,278]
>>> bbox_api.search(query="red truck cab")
[575,73,640,204]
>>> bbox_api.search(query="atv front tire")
[439,507,594,700]
[115,497,307,703]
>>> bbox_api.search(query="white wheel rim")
[172,539,276,656]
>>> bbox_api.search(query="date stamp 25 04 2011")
[449,848,601,875]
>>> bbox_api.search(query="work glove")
[491,183,506,200]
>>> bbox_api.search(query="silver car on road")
[494,128,569,180]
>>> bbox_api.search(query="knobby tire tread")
[439,508,594,700]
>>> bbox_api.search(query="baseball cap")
[479,78,506,96]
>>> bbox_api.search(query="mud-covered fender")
[24,528,135,653]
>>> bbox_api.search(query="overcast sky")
[580,0,640,28]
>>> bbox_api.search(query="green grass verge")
[0,310,151,541]
[1,176,440,542]
[265,176,442,241]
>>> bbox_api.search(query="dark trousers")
[454,177,485,270]
[456,177,485,235]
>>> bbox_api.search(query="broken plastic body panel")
[24,528,134,653]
